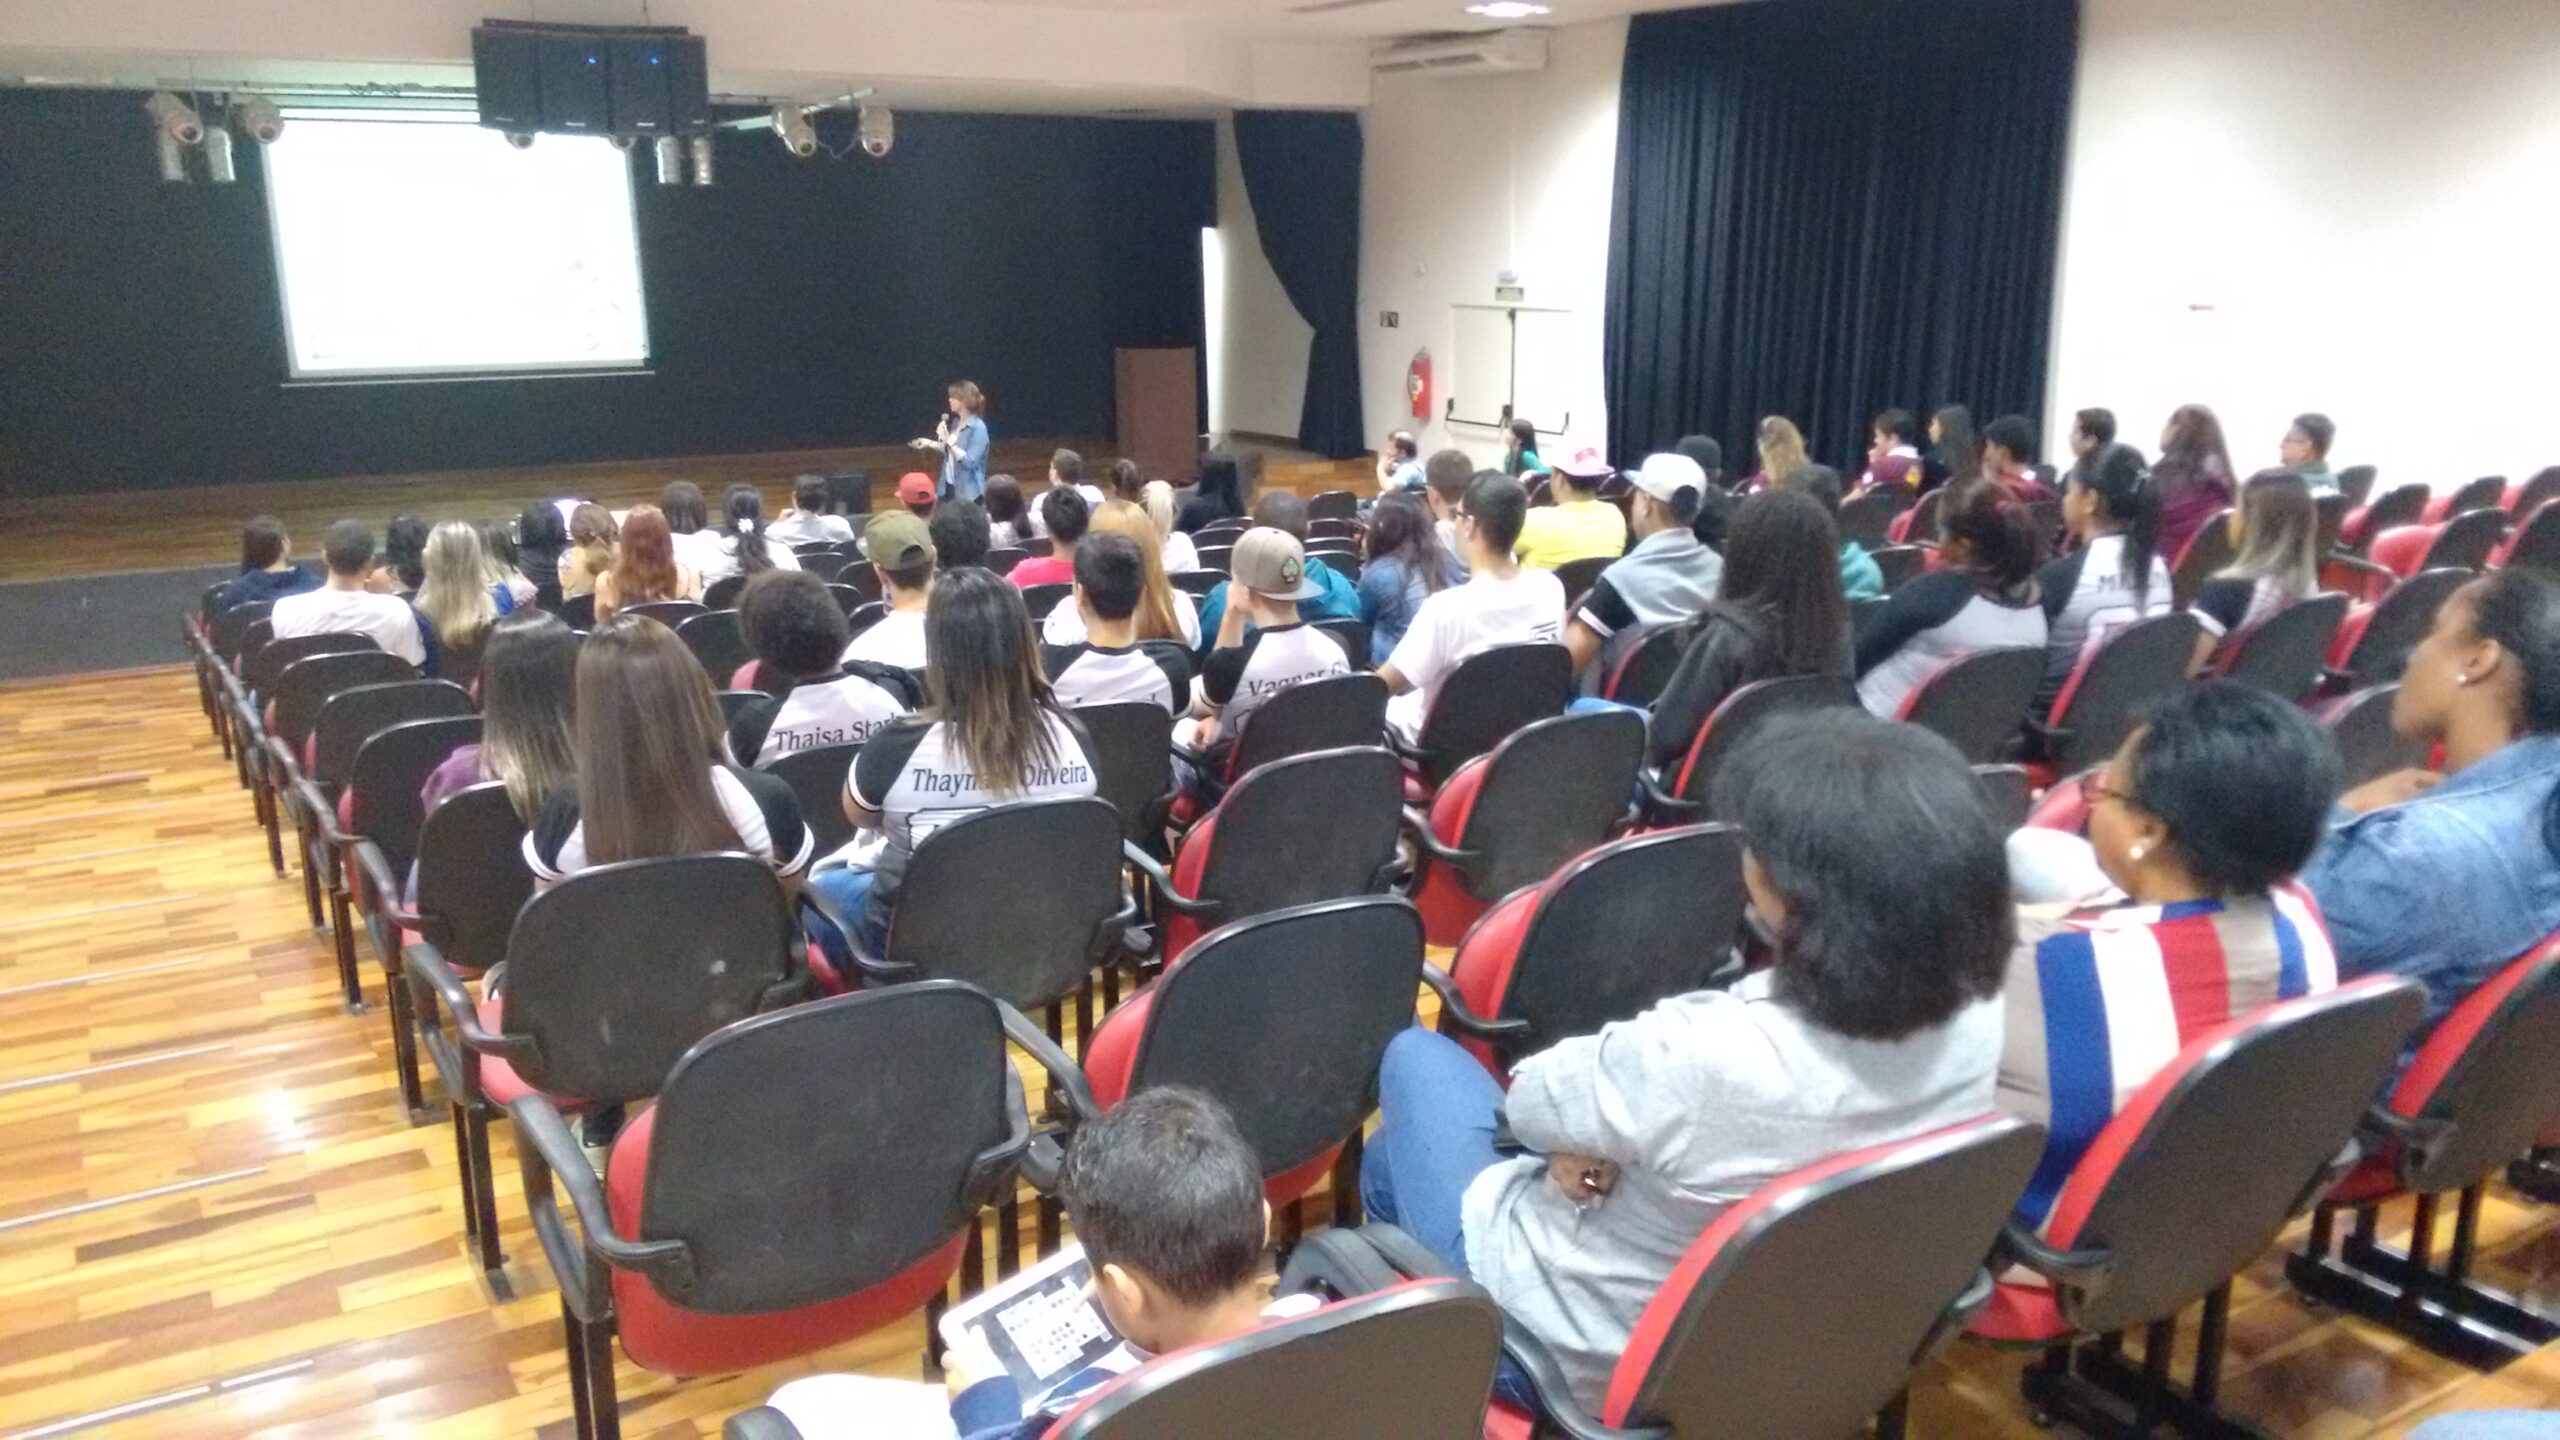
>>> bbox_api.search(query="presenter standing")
[913,380,989,504]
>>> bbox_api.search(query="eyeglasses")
[2078,771,2131,810]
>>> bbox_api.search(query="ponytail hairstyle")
[720,483,776,577]
[1107,458,1146,505]
[2077,442,2163,607]
[2463,569,2560,856]
[1941,485,2042,594]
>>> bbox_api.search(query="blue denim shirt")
[2297,733,2560,1034]
[941,415,989,502]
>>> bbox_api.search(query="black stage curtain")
[1604,0,2079,474]
[1232,109,1366,460]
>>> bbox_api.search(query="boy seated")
[1180,527,1351,786]
[1044,532,1193,716]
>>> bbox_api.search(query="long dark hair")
[2465,570,2560,857]
[2074,442,2163,604]
[923,568,1063,792]
[381,514,430,592]
[477,611,580,822]
[1194,451,1245,518]
[517,502,567,581]
[1929,405,1980,489]
[2158,404,2236,508]
[659,480,709,536]
[1718,490,1849,676]
[573,614,741,863]
[720,483,777,577]
[1941,486,2042,594]
[1365,492,1449,595]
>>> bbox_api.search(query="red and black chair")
[223,626,368,802]
[1127,746,1404,965]
[514,981,1083,1440]
[1643,674,1860,823]
[762,742,861,857]
[2340,480,2431,551]
[2313,491,2348,558]
[1170,569,1223,599]
[1308,488,1360,522]
[2169,511,2237,610]
[624,598,708,629]
[2336,508,2508,600]
[1083,896,1425,1222]
[2318,684,2425,789]
[1968,978,2425,1439]
[1311,616,1371,670]
[1896,645,2046,763]
[2210,592,2349,703]
[1022,582,1075,620]
[2323,567,2472,695]
[1405,708,1644,947]
[1424,825,1746,1081]
[2336,464,2379,509]
[2287,936,2560,1369]
[406,853,812,1295]
[1286,1115,2045,1440]
[1977,762,2034,831]
[2505,466,2560,516]
[1596,623,1688,707]
[1838,487,1905,550]
[290,680,475,974]
[2495,499,2560,573]
[1393,643,1575,801]
[1069,703,1175,854]
[2424,474,2510,524]
[1554,555,1614,610]
[1870,543,1928,591]
[2022,614,2202,788]
[700,573,748,610]
[1174,672,1387,817]
[257,649,418,879]
[675,610,753,687]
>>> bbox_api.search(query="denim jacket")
[941,415,989,502]
[2297,733,2560,1034]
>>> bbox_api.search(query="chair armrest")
[291,777,345,842]
[2356,1101,2452,1176]
[350,840,426,930]
[997,999,1098,1193]
[509,1093,694,1308]
[1274,1222,1457,1298]
[1638,770,1702,821]
[402,938,533,1066]
[2326,553,2395,581]
[1912,1266,1996,1365]
[1418,963,1530,1040]
[1498,1314,1674,1440]
[1119,841,1221,917]
[722,1408,806,1440]
[1399,805,1474,867]
[1386,729,1431,768]
[793,883,914,984]
[1993,1219,2114,1293]
[2019,717,2074,752]
[261,733,302,785]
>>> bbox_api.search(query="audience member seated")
[1380,472,1565,741]
[2065,407,2117,486]
[1139,480,1199,574]
[1922,404,1980,494]
[1646,489,1850,769]
[1377,429,1425,493]
[2034,442,2170,712]
[560,503,618,599]
[1105,458,1147,508]
[1564,453,1720,678]
[2000,683,2341,1228]
[1746,414,1807,491]
[2193,468,2321,652]
[221,515,320,609]
[2281,411,2339,494]
[760,1088,1314,1440]
[478,519,538,611]
[1422,449,1475,581]
[514,502,568,604]
[1675,435,1734,550]
[729,571,920,767]
[768,474,858,547]
[367,513,429,598]
[414,521,520,685]
[805,567,1097,957]
[2154,402,2237,564]
[419,610,579,819]
[1044,501,1200,650]
[659,480,720,576]
[696,483,802,583]
[1183,528,1353,769]
[2299,569,2560,1039]
[1859,408,1923,492]
[1854,490,2045,717]
[592,504,700,619]
[1502,417,1550,480]
[1174,450,1247,535]
[1010,489,1087,588]
[1028,449,1109,539]
[1513,447,1627,571]
[899,471,939,520]
[523,612,811,888]
[1780,463,1884,601]
[1360,712,2008,1412]
[1193,492,1363,644]
[844,513,938,671]
[272,519,428,666]
[983,474,1031,549]
[1359,494,1453,666]
[1981,415,2056,505]
[1044,533,1195,715]
[930,499,993,572]
[1674,434,1725,490]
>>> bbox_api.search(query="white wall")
[1354,20,1626,468]
[2049,0,2560,490]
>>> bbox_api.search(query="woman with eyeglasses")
[1999,682,2342,1230]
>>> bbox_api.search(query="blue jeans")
[804,867,888,981]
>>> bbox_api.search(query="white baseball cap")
[1629,453,1707,506]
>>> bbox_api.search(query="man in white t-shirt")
[269,519,428,666]
[1379,471,1564,739]
[1024,448,1110,540]
[767,474,859,547]
[843,511,935,672]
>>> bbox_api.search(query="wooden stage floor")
[0,666,2554,1437]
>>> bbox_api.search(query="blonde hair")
[1758,416,1808,487]
[1139,480,1179,540]
[416,521,500,652]
[1089,500,1186,643]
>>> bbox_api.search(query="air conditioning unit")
[1370,28,1549,77]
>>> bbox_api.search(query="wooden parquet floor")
[0,666,2553,1437]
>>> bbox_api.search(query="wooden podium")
[1114,347,1199,484]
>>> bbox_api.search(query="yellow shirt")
[1514,499,1628,571]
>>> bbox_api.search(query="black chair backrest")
[1022,582,1074,620]
[1307,489,1359,523]
[558,593,597,629]
[701,574,748,610]
[884,796,1126,1010]
[1073,703,1175,845]
[1310,617,1372,670]
[677,610,754,690]
[214,601,276,662]
[1974,764,2032,831]
[641,982,1019,1314]
[2218,593,2349,703]
[501,853,803,1103]
[1171,570,1223,599]
[626,599,709,629]
[1195,748,1403,928]
[1870,545,1926,592]
[1670,674,1861,809]
[245,630,375,699]
[983,547,1030,574]
[1836,489,1903,550]
[2505,501,2560,575]
[837,594,882,629]
[1619,1117,2045,1438]
[310,680,475,789]
[2428,505,2509,571]
[2340,568,2471,688]
[2062,979,2424,1336]
[834,565,884,603]
[1449,709,1644,902]
[1552,556,1613,610]
[765,743,861,856]
[346,716,485,878]
[1200,517,1250,540]
[1127,898,1425,1181]
[2314,492,2348,557]
[1908,487,1946,541]
[1222,673,1388,784]
[2322,685,2426,789]
[2336,464,2378,509]
[2357,482,2431,548]
[1495,826,1746,1070]
[2046,613,2203,773]
[1899,646,2045,763]
[2443,475,2508,518]
[1196,544,1235,574]
[1411,642,1574,789]
[2397,939,2560,1195]
[272,650,418,750]
[2511,467,2560,522]
[1599,623,1688,707]
[1308,517,1363,541]
[410,781,534,975]
[716,690,765,728]
[797,552,853,584]
[2170,510,2237,609]
[1048,1279,1503,1440]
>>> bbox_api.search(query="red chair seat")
[1443,889,1540,1080]
[1083,980,1341,1208]
[2322,1155,2402,1207]
[474,996,542,1106]
[1410,757,1493,948]
[605,1104,965,1375]
[1159,814,1220,962]
[1483,1402,1537,1440]
[1971,1281,2070,1343]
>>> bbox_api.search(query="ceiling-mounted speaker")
[608,35,672,134]
[471,25,541,131]
[665,37,711,134]
[536,30,612,133]
[475,21,713,141]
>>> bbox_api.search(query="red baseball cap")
[898,472,937,506]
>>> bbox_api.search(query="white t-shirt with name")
[845,608,929,671]
[730,667,917,768]
[843,710,1098,920]
[270,585,427,666]
[1384,568,1565,738]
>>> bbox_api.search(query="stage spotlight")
[144,92,200,183]
[654,135,684,184]
[201,124,237,183]
[688,133,715,186]
[857,105,894,159]
[233,95,283,145]
[608,133,638,152]
[504,130,536,150]
[771,105,817,159]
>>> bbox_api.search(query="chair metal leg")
[2507,1147,2560,1203]
[2022,1309,2275,1439]
[1330,1130,1366,1228]
[2288,1184,2560,1369]
[997,1186,1022,1280]
[388,966,429,1122]
[462,1103,510,1296]
[2192,1283,2231,1409]
[563,1304,597,1440]
[257,770,287,876]
[1874,1388,1909,1440]
[567,1305,620,1440]
[295,809,326,931]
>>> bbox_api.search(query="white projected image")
[263,112,649,378]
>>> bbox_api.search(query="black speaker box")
[607,35,672,134]
[665,35,712,134]
[536,31,612,134]
[470,26,541,132]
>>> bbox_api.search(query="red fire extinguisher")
[1408,350,1432,421]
